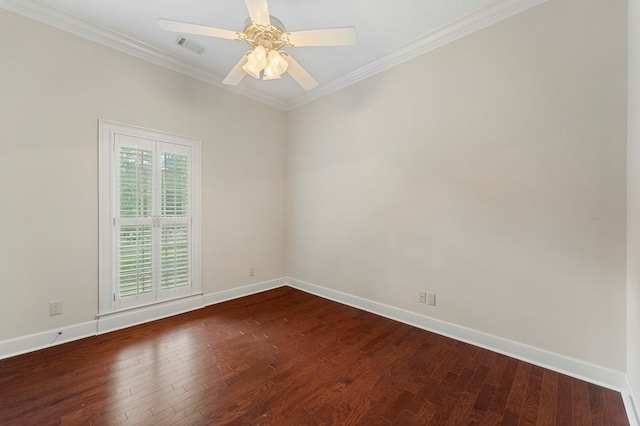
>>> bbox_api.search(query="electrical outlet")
[49,301,63,316]
[428,293,436,306]
[419,292,427,304]
[249,267,255,277]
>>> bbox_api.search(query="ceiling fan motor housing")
[243,16,286,50]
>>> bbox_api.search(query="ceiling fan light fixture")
[159,0,356,91]
[267,50,288,74]
[243,46,289,80]
[242,60,262,79]
[262,66,281,80]
[248,45,267,69]
[243,45,268,78]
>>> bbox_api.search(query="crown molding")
[0,0,547,111]
[0,0,288,110]
[286,0,548,110]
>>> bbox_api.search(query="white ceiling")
[0,0,546,110]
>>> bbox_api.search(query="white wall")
[628,0,640,411]
[287,0,627,371]
[0,9,287,341]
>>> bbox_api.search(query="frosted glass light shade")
[267,50,288,75]
[242,46,268,78]
[242,62,262,79]
[242,46,290,80]
[249,46,267,68]
[262,50,289,80]
[263,65,281,80]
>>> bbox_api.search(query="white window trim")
[98,119,202,315]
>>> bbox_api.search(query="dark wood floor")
[0,287,629,425]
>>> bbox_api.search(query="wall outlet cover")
[49,301,63,316]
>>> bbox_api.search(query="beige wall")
[0,9,287,340]
[628,0,640,408]
[287,0,627,371]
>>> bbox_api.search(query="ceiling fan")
[159,0,357,91]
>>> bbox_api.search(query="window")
[99,121,201,314]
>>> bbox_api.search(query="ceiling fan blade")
[281,53,318,91]
[159,19,241,40]
[245,0,270,27]
[284,27,357,47]
[222,53,250,86]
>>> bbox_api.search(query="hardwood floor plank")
[519,365,544,425]
[474,383,497,412]
[448,367,476,401]
[415,400,439,424]
[488,357,518,416]
[465,346,489,371]
[428,395,460,425]
[446,391,478,425]
[573,379,594,425]
[394,409,420,425]
[480,410,504,425]
[0,287,629,426]
[588,382,609,425]
[485,353,508,387]
[603,387,632,426]
[503,409,522,426]
[467,364,491,395]
[505,361,533,418]
[404,377,440,415]
[537,369,558,425]
[431,342,468,382]
[405,338,456,393]
[555,373,574,425]
[381,390,414,422]
[428,371,460,406]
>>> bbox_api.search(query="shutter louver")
[161,153,189,217]
[119,225,153,297]
[160,224,190,290]
[119,147,152,218]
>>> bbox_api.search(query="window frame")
[99,120,201,315]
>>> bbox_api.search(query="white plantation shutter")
[116,143,154,302]
[157,143,191,299]
[100,124,200,313]
[114,136,156,308]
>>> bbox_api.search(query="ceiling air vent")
[175,36,207,55]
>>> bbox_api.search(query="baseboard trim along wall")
[286,277,638,424]
[201,277,288,307]
[0,277,286,360]
[0,321,97,360]
[0,276,637,425]
[96,277,287,335]
[625,377,640,426]
[285,277,629,393]
[96,294,205,335]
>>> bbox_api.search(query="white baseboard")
[625,376,640,426]
[1,276,636,423]
[0,278,286,360]
[285,277,629,393]
[0,321,97,360]
[202,277,286,307]
[97,294,205,335]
